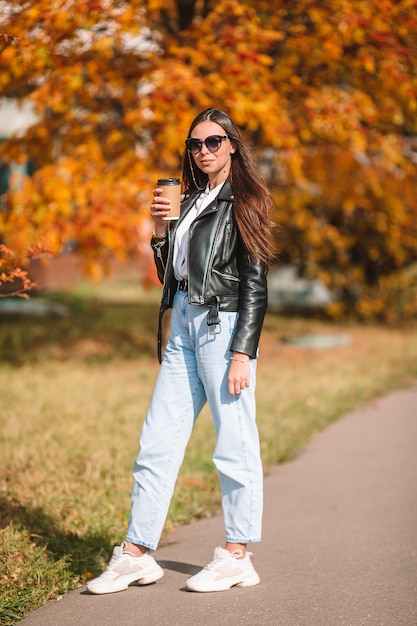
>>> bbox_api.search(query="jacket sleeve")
[230,239,268,360]
[150,237,169,285]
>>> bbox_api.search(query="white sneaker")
[185,546,261,592]
[86,542,164,594]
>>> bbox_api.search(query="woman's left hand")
[228,352,251,397]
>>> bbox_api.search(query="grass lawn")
[1,277,417,624]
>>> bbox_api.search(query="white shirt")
[173,182,225,280]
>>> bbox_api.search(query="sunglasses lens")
[205,136,222,151]
[186,139,202,154]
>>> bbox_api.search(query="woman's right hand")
[151,188,171,236]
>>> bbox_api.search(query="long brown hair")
[182,108,275,266]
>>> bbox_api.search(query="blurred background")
[1,4,417,624]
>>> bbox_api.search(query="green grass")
[1,277,417,623]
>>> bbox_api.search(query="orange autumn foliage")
[0,0,417,318]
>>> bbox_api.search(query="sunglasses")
[185,135,229,155]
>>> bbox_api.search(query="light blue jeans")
[125,291,263,550]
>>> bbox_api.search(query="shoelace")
[204,550,245,570]
[106,545,137,569]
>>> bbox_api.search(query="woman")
[87,108,275,595]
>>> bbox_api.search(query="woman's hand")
[228,352,251,397]
[150,188,170,236]
[151,188,185,236]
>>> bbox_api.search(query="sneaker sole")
[87,566,164,595]
[185,572,260,593]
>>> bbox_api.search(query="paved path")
[21,386,417,626]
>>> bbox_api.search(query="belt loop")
[178,278,188,292]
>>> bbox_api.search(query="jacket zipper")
[155,243,165,271]
[198,203,225,303]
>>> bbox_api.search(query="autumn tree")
[0,0,416,318]
[0,32,37,295]
[263,1,417,320]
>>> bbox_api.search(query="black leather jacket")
[151,179,268,362]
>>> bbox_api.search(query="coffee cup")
[157,178,181,221]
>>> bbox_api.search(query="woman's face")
[189,120,236,184]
